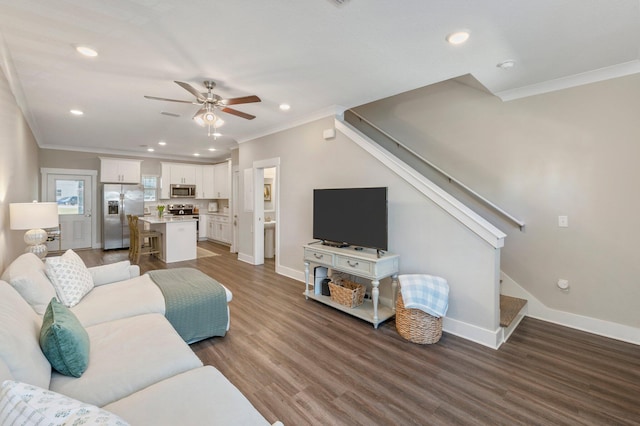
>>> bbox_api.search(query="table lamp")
[10,201,59,259]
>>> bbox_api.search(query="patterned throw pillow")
[45,249,94,307]
[0,380,130,425]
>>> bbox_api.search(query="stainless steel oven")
[170,184,196,198]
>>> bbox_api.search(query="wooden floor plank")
[76,243,640,426]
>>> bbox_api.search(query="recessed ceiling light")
[279,104,291,111]
[147,148,155,152]
[497,59,516,70]
[70,109,83,116]
[75,46,98,57]
[193,153,200,157]
[208,148,217,152]
[446,31,470,45]
[212,132,222,138]
[158,141,166,146]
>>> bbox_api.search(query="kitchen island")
[140,216,197,263]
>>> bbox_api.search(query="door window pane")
[55,179,84,215]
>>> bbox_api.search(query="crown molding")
[496,60,640,101]
[237,105,347,144]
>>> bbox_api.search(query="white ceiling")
[0,0,639,161]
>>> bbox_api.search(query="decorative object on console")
[328,280,365,308]
[9,201,59,259]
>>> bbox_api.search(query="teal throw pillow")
[39,298,90,377]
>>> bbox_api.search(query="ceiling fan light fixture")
[193,115,205,127]
[203,111,217,124]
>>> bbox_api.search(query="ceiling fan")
[145,80,261,135]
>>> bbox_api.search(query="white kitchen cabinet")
[212,161,230,199]
[169,164,196,185]
[100,158,141,183]
[196,165,215,199]
[198,214,208,240]
[207,218,216,239]
[160,163,171,199]
[208,214,231,244]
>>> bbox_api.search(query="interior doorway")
[41,168,98,250]
[252,158,279,267]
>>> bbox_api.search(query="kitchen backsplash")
[145,198,229,215]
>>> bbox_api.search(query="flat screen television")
[313,187,388,251]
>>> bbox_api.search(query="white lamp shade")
[10,202,59,230]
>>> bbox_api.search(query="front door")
[46,174,93,250]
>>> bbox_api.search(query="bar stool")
[127,215,161,264]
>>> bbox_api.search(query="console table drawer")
[335,256,373,275]
[304,248,334,265]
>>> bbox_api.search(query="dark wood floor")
[78,242,640,426]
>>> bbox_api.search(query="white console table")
[303,243,399,328]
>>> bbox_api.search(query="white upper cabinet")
[100,158,141,183]
[160,163,171,199]
[169,164,196,185]
[196,165,215,199]
[160,161,229,200]
[212,161,230,199]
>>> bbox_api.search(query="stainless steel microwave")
[170,184,196,198]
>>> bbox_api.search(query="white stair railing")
[346,109,525,231]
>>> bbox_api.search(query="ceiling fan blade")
[144,95,194,104]
[174,81,207,102]
[220,107,256,120]
[223,95,261,105]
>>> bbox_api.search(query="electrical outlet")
[558,216,569,228]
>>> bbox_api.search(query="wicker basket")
[329,280,365,308]
[395,292,443,344]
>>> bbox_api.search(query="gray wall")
[353,74,640,329]
[238,116,502,336]
[0,67,41,271]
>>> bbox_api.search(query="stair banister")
[347,109,525,231]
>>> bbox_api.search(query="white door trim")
[252,158,280,267]
[41,168,99,249]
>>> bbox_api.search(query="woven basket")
[329,280,365,308]
[395,292,443,344]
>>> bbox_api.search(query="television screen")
[313,187,388,251]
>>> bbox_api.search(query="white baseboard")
[276,264,305,282]
[237,252,254,265]
[275,263,505,349]
[442,316,502,349]
[501,271,640,346]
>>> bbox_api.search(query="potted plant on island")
[157,205,165,218]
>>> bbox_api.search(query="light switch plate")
[558,215,569,227]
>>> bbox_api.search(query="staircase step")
[500,295,527,327]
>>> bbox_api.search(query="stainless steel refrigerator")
[102,184,144,250]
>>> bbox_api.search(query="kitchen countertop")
[140,216,198,224]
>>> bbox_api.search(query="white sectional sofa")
[0,252,280,425]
